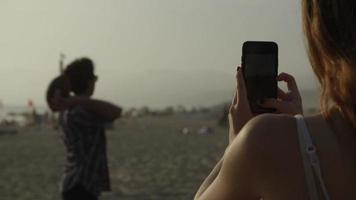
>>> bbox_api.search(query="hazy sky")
[0,0,318,109]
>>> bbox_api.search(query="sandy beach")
[0,112,227,200]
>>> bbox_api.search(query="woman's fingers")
[261,98,285,111]
[277,87,290,101]
[228,66,254,141]
[229,90,237,112]
[260,98,292,114]
[230,67,247,110]
[236,67,248,103]
[277,72,301,100]
[229,67,240,112]
[261,98,302,115]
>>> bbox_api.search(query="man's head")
[65,57,98,97]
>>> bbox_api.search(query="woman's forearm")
[194,157,224,200]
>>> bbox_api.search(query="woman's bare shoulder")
[224,114,308,197]
[227,113,300,164]
[240,113,298,144]
[230,112,325,165]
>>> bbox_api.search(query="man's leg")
[62,185,98,200]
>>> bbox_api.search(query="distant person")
[46,58,122,200]
[195,0,355,199]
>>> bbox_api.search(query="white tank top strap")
[294,114,330,200]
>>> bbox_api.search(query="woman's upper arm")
[196,125,264,200]
[196,114,288,200]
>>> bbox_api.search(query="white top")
[295,114,330,200]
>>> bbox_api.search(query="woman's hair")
[302,0,356,126]
[46,57,95,111]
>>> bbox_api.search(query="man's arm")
[65,97,122,122]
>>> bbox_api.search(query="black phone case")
[242,41,278,114]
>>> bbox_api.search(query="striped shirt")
[59,106,111,196]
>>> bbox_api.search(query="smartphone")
[242,41,278,113]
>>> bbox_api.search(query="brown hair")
[302,0,356,126]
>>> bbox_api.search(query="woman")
[195,0,356,199]
[47,58,122,200]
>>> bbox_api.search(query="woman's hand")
[228,67,254,144]
[260,73,303,115]
[228,70,303,144]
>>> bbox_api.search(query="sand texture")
[0,113,227,200]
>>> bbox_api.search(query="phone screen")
[245,54,276,77]
[243,42,278,113]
